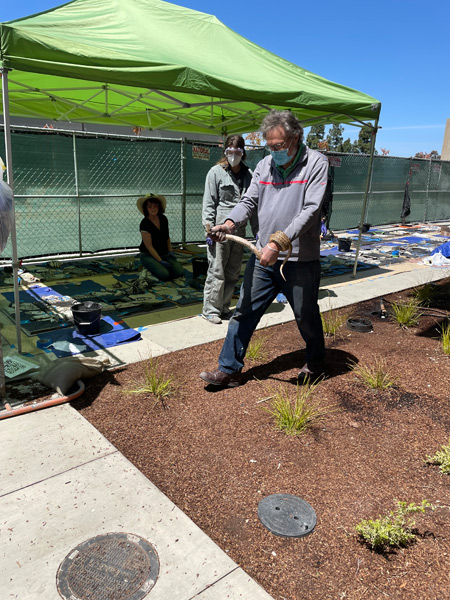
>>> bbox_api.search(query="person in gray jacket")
[201,135,255,324]
[200,109,328,387]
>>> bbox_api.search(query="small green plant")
[350,357,397,390]
[262,380,337,436]
[356,500,434,552]
[124,357,173,407]
[426,439,450,474]
[245,332,271,362]
[390,298,422,328]
[412,282,437,306]
[321,306,348,340]
[440,322,450,356]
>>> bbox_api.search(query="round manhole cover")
[56,532,159,600]
[258,493,317,537]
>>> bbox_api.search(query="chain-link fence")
[325,153,450,230]
[1,128,449,261]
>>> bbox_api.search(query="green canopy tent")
[1,0,381,351]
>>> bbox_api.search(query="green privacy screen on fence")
[0,129,449,261]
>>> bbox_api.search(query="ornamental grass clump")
[350,357,397,390]
[412,282,437,306]
[262,380,337,436]
[390,298,422,328]
[426,439,450,474]
[124,357,173,408]
[321,305,348,340]
[440,322,450,356]
[356,500,434,552]
[245,332,271,362]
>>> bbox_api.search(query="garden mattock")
[205,224,292,281]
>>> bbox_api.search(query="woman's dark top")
[139,215,170,256]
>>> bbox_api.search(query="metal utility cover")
[56,532,159,600]
[258,493,317,538]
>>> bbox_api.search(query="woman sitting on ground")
[137,193,184,281]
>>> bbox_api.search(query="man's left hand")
[259,243,280,266]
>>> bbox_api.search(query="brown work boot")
[199,369,241,388]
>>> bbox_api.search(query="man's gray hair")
[260,109,304,144]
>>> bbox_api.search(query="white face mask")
[227,154,242,168]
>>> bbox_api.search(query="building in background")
[441,119,450,161]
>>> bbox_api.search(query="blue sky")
[3,0,449,158]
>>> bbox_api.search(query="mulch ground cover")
[72,277,450,600]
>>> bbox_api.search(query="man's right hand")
[210,221,235,243]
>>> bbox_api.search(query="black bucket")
[71,301,102,335]
[362,223,371,233]
[192,256,208,278]
[338,238,352,252]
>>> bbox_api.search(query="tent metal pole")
[424,155,432,222]
[352,120,379,278]
[1,68,22,352]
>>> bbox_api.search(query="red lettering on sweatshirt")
[259,180,308,185]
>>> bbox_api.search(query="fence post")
[424,156,432,222]
[181,138,187,244]
[352,120,378,278]
[72,132,82,255]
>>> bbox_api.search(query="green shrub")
[427,439,450,474]
[356,500,434,551]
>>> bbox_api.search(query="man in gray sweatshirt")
[200,109,328,388]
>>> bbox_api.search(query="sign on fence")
[328,156,342,167]
[192,145,211,160]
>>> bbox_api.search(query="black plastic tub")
[71,301,102,335]
[338,238,352,252]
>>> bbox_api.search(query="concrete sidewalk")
[1,405,273,599]
[1,259,449,600]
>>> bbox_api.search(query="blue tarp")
[431,241,450,258]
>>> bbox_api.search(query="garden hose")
[205,224,292,281]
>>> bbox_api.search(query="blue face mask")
[270,147,291,166]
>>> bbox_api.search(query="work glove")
[160,260,170,268]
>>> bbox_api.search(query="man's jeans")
[218,255,325,374]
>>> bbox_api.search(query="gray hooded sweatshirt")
[226,146,328,262]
